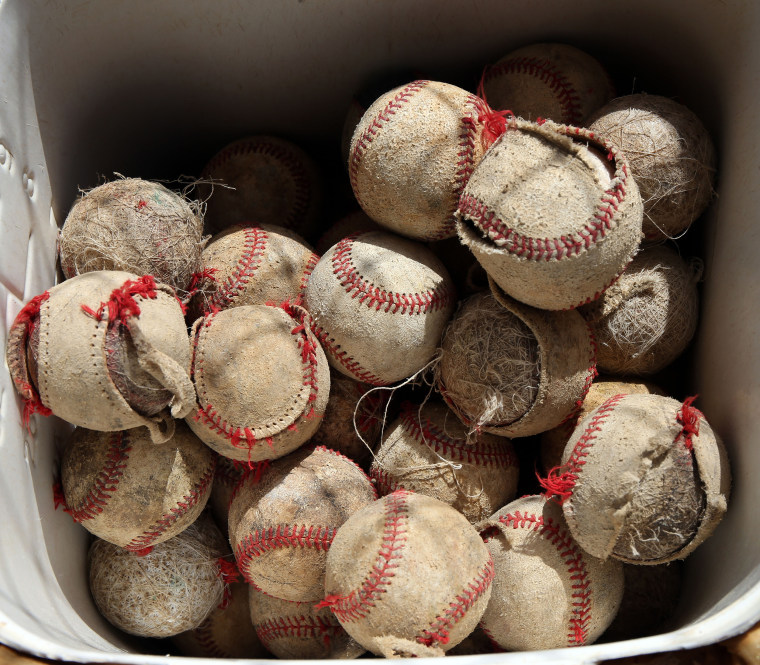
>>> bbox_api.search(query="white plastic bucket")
[1,1,758,662]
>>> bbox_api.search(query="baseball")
[5,271,194,443]
[198,135,322,238]
[542,394,731,564]
[58,177,205,293]
[479,494,624,651]
[456,118,643,311]
[60,422,215,553]
[186,302,330,464]
[588,93,716,241]
[437,287,596,438]
[229,445,377,602]
[349,80,494,241]
[188,223,319,319]
[88,515,233,638]
[370,399,519,524]
[319,489,494,657]
[482,42,615,125]
[305,231,456,386]
[579,244,701,376]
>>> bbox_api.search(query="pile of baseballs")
[4,41,732,657]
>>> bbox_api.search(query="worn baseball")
[199,135,322,238]
[188,223,319,318]
[60,422,215,553]
[249,586,365,659]
[319,489,494,657]
[482,43,615,125]
[229,445,377,602]
[456,118,643,311]
[305,231,456,386]
[479,494,624,651]
[58,178,205,293]
[310,369,387,468]
[5,271,194,443]
[579,244,701,376]
[88,515,233,638]
[588,94,716,241]
[437,288,597,438]
[542,394,731,564]
[186,302,330,464]
[172,582,270,658]
[370,400,519,524]
[349,80,494,241]
[540,378,666,474]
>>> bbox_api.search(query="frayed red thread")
[13,292,52,429]
[81,275,158,324]
[133,546,154,556]
[53,481,69,512]
[538,466,577,502]
[314,594,341,611]
[217,557,241,608]
[137,200,148,209]
[476,71,515,149]
[676,395,702,450]
[186,267,219,307]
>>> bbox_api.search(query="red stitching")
[124,460,216,552]
[235,525,336,585]
[299,251,320,300]
[256,613,343,650]
[369,466,405,496]
[484,56,583,125]
[192,617,229,658]
[207,226,268,312]
[676,395,702,451]
[459,128,629,262]
[80,275,158,324]
[398,402,518,468]
[311,323,387,386]
[330,234,455,315]
[65,431,131,522]
[539,393,626,502]
[316,489,410,621]
[496,510,592,646]
[349,80,430,209]
[416,556,495,647]
[205,139,313,229]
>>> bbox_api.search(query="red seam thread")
[205,140,313,229]
[459,128,628,262]
[369,466,405,496]
[484,56,583,125]
[65,431,131,522]
[331,234,455,315]
[299,252,320,301]
[227,461,270,513]
[315,489,410,621]
[192,617,229,658]
[496,510,592,646]
[9,291,52,427]
[539,393,626,502]
[207,226,268,312]
[416,555,495,647]
[80,275,158,324]
[217,557,241,609]
[124,460,216,552]
[676,395,702,451]
[311,323,387,386]
[349,80,429,209]
[235,525,337,585]
[399,402,519,468]
[255,614,342,650]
